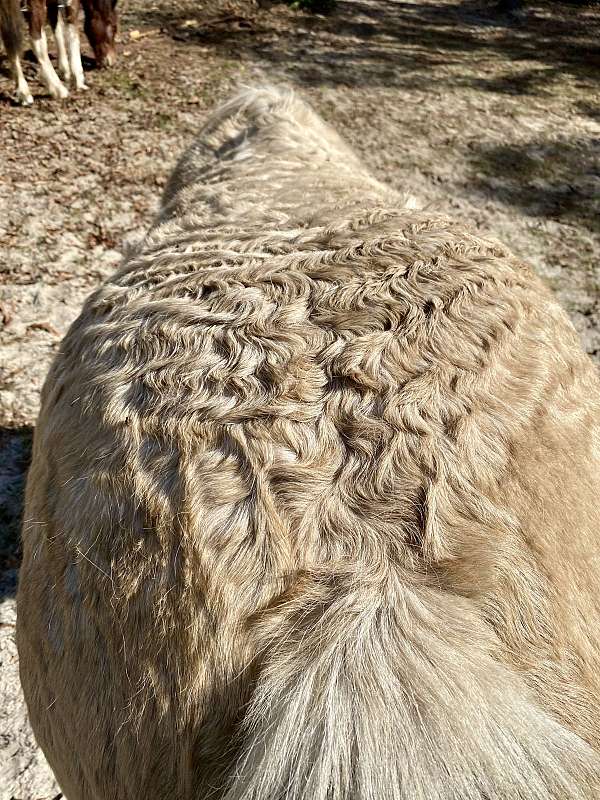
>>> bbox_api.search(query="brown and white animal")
[16,85,600,799]
[0,0,117,105]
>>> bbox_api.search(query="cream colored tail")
[224,568,600,800]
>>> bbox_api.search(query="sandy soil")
[0,0,599,796]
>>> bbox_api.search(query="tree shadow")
[126,0,600,93]
[577,100,600,122]
[465,137,600,234]
[0,425,33,598]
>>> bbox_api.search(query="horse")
[0,0,117,105]
[16,86,600,799]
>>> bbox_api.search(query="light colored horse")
[17,85,600,799]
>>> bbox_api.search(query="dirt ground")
[0,0,599,796]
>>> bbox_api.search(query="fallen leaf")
[0,303,12,327]
[28,321,60,336]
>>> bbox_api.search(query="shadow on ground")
[130,0,600,92]
[0,426,33,596]
[465,137,600,234]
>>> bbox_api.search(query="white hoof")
[16,90,34,106]
[59,66,71,82]
[75,80,89,91]
[49,82,69,99]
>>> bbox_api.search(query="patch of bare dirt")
[0,0,599,795]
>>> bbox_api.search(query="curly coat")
[17,86,600,799]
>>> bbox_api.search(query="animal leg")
[0,0,33,104]
[65,19,87,90]
[52,12,71,81]
[11,54,34,106]
[29,1,68,100]
[31,29,69,98]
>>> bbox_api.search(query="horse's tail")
[225,566,600,800]
[0,0,23,59]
